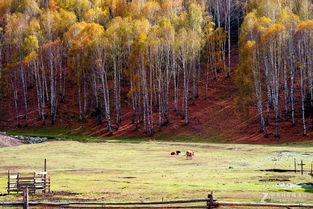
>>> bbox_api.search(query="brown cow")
[186,151,194,160]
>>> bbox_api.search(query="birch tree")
[295,20,313,135]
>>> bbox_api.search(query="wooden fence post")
[294,158,297,173]
[44,159,47,193]
[7,170,10,194]
[44,159,47,172]
[208,192,214,209]
[48,176,51,192]
[33,172,36,194]
[23,187,29,209]
[298,160,305,175]
[17,173,20,194]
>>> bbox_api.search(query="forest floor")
[4,73,313,144]
[2,48,313,144]
[0,141,312,204]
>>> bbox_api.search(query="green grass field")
[5,126,229,143]
[0,140,313,205]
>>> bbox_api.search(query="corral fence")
[7,159,50,194]
[7,171,50,194]
[1,191,313,209]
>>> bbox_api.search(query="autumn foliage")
[0,0,240,136]
[237,0,313,137]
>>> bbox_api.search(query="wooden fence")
[1,192,313,209]
[7,171,50,194]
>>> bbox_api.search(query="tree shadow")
[299,182,313,193]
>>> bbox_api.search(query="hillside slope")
[1,50,312,144]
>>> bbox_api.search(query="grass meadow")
[0,140,312,205]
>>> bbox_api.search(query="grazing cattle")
[170,152,176,155]
[186,151,194,160]
[176,151,181,155]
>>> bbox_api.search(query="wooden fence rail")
[215,202,313,208]
[67,199,213,205]
[1,191,313,208]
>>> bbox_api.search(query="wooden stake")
[298,160,305,175]
[7,170,10,194]
[44,159,47,193]
[44,159,47,172]
[294,158,297,173]
[207,192,214,209]
[48,177,51,192]
[17,173,20,194]
[23,187,29,209]
[33,172,36,194]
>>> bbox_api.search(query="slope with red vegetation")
[1,50,313,144]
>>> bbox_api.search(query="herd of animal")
[170,150,194,160]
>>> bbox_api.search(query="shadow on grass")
[300,182,313,193]
[6,126,230,144]
[6,127,147,144]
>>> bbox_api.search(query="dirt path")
[0,132,22,147]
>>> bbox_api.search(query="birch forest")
[0,0,313,138]
[237,0,313,138]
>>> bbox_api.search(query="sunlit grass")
[0,141,312,204]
